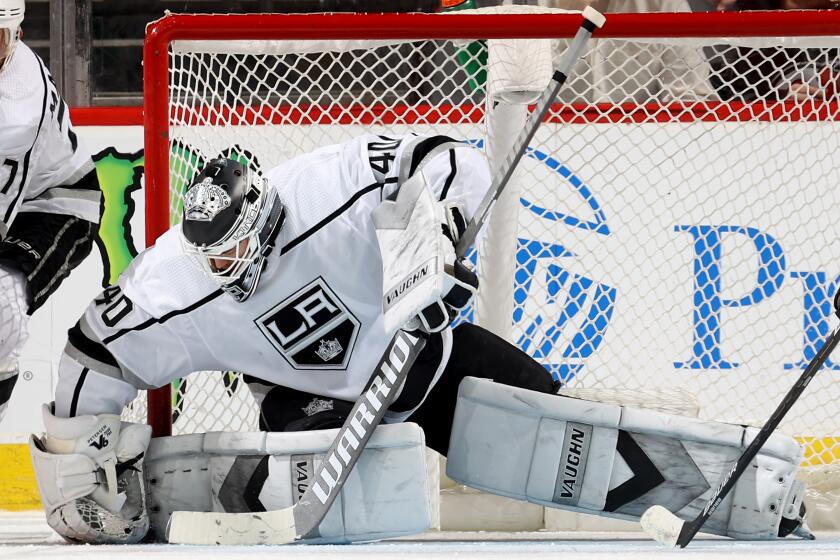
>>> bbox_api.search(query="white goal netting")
[138,11,840,528]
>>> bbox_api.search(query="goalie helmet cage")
[141,9,840,527]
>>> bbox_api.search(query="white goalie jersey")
[55,134,491,418]
[0,42,100,234]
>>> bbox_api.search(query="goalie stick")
[641,322,840,548]
[166,6,606,545]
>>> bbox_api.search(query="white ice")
[2,511,840,560]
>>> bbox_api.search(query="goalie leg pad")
[0,266,29,422]
[145,422,431,544]
[446,377,807,540]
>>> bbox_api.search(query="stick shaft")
[676,323,840,547]
[295,9,603,540]
[292,330,425,538]
[455,19,598,258]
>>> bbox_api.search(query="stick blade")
[640,505,684,548]
[167,508,297,545]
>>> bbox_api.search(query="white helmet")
[0,0,23,73]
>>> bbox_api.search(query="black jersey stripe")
[280,182,381,255]
[68,322,120,368]
[3,56,50,224]
[53,166,100,192]
[407,135,458,178]
[0,372,17,407]
[69,367,89,418]
[102,288,224,345]
[56,96,66,130]
[440,149,458,201]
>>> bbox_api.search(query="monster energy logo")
[92,147,143,286]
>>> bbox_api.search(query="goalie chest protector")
[144,422,432,543]
[446,377,807,540]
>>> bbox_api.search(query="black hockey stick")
[642,322,840,548]
[455,7,604,258]
[167,7,604,545]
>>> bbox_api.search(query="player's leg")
[249,331,451,433]
[0,212,95,422]
[257,383,355,432]
[446,376,811,540]
[254,322,556,450]
[0,211,96,313]
[400,322,557,455]
[252,323,810,542]
[0,265,27,422]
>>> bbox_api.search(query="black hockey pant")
[256,322,556,455]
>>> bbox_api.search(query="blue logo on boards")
[456,141,617,383]
[512,147,616,383]
[460,140,838,382]
[674,226,840,371]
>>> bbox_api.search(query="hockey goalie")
[29,133,812,544]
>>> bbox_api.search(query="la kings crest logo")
[256,277,359,370]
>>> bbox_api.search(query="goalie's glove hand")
[29,404,151,544]
[407,203,478,334]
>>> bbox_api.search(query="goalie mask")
[0,0,23,74]
[181,158,285,302]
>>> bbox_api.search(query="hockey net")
[140,10,840,530]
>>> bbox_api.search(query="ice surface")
[2,512,840,560]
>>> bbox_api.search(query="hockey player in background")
[0,0,100,424]
[29,133,812,545]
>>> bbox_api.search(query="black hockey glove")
[411,203,479,334]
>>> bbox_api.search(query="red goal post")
[141,8,840,508]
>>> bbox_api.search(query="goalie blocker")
[446,377,811,541]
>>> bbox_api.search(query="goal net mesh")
[136,11,840,529]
